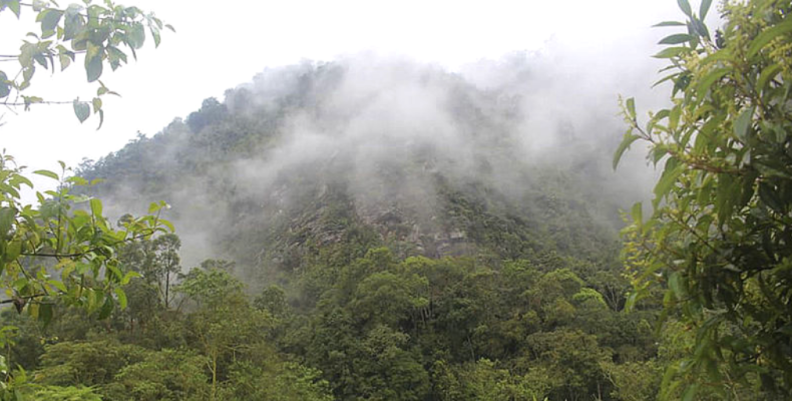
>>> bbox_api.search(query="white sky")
[0,0,686,198]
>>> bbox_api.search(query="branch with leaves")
[1,152,175,324]
[0,0,173,128]
[615,0,792,398]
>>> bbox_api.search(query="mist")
[85,36,670,275]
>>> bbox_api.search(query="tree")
[0,0,172,397]
[0,147,172,337]
[524,329,611,401]
[118,234,182,309]
[102,348,210,401]
[178,262,272,401]
[226,361,334,401]
[431,358,549,401]
[615,0,792,397]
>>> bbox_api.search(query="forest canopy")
[0,0,790,400]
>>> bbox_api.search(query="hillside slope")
[81,56,644,283]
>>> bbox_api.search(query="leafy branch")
[0,0,172,127]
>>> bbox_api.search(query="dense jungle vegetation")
[0,0,790,400]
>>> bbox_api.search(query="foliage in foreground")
[0,0,172,126]
[616,0,792,398]
[3,236,661,401]
[0,0,172,398]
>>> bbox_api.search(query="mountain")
[80,55,647,285]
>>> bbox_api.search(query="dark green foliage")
[287,248,653,400]
[618,0,792,397]
[102,349,209,401]
[186,98,229,134]
[36,338,148,387]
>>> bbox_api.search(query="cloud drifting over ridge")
[88,39,672,270]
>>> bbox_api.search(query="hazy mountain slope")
[79,55,650,286]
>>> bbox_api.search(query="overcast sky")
[0,0,686,198]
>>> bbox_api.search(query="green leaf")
[97,109,104,130]
[148,201,164,214]
[38,303,53,325]
[716,174,736,223]
[654,160,685,200]
[32,53,48,69]
[757,64,781,92]
[19,43,34,69]
[3,241,21,264]
[613,133,640,169]
[696,68,729,99]
[700,0,713,19]
[114,287,127,310]
[85,47,103,82]
[625,97,636,118]
[92,97,102,113]
[0,71,10,98]
[32,170,59,180]
[747,18,792,59]
[58,52,72,71]
[10,174,33,188]
[128,22,145,49]
[736,170,757,208]
[700,49,733,66]
[120,271,140,285]
[158,218,175,232]
[106,46,127,71]
[759,183,784,214]
[22,65,35,86]
[97,295,114,320]
[66,176,88,186]
[653,47,689,59]
[681,384,699,401]
[5,0,21,18]
[631,202,643,225]
[668,272,685,300]
[624,291,641,313]
[150,26,161,47]
[677,0,692,16]
[107,264,123,283]
[47,280,67,293]
[40,9,63,33]
[692,18,710,40]
[733,107,753,142]
[653,72,680,88]
[89,198,103,217]
[659,34,694,45]
[63,9,83,41]
[653,21,686,27]
[3,186,20,199]
[73,99,90,123]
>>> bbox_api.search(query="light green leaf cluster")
[0,152,174,325]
